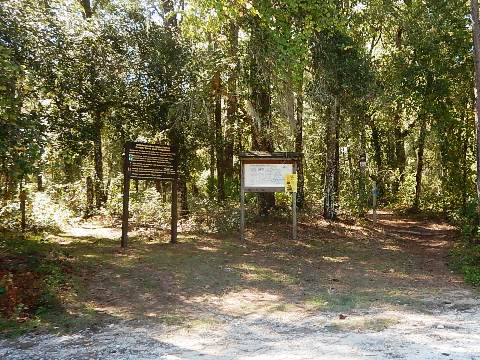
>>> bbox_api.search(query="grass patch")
[307,293,365,312]
[156,313,189,326]
[235,263,297,285]
[326,316,399,333]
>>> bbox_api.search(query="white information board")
[244,163,293,188]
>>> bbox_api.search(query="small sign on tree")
[239,151,302,241]
[121,142,178,247]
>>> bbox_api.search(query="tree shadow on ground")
[39,211,473,333]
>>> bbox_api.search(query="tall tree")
[248,12,275,214]
[471,0,480,218]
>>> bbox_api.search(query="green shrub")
[451,241,480,286]
[462,265,480,286]
[0,232,71,321]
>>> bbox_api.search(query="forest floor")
[1,211,480,359]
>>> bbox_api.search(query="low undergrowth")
[0,230,76,335]
[450,241,480,286]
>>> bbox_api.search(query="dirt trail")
[1,212,480,359]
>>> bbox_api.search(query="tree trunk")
[370,118,382,174]
[413,118,427,211]
[250,16,275,215]
[93,115,105,208]
[462,120,468,212]
[347,146,356,195]
[79,0,93,18]
[162,0,177,29]
[358,126,367,216]
[36,175,43,192]
[213,71,225,202]
[86,176,94,217]
[393,122,406,197]
[370,117,384,197]
[5,171,14,201]
[180,179,189,217]
[79,0,106,208]
[209,139,216,196]
[225,22,238,180]
[471,0,480,218]
[155,181,168,203]
[295,73,305,209]
[324,97,340,219]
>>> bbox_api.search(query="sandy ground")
[1,304,480,359]
[1,212,480,359]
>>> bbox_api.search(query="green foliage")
[451,240,480,286]
[448,200,479,238]
[0,188,76,232]
[462,264,480,286]
[0,0,478,242]
[0,231,71,324]
[188,199,243,233]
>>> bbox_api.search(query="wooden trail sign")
[19,190,27,231]
[121,141,178,247]
[239,151,302,241]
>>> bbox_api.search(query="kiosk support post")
[121,145,130,248]
[20,190,27,231]
[170,160,178,244]
[240,162,245,241]
[292,191,297,240]
[292,162,297,240]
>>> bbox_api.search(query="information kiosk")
[239,151,302,241]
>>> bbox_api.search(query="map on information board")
[244,163,293,188]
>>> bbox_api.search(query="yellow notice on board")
[284,174,298,193]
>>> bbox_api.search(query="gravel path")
[2,304,480,359]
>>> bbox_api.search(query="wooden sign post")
[285,173,298,240]
[19,190,27,232]
[239,151,302,241]
[121,142,178,248]
[372,181,378,225]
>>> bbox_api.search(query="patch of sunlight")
[89,303,134,319]
[322,256,350,263]
[189,290,281,316]
[308,296,329,308]
[382,244,402,251]
[67,226,120,239]
[392,271,410,279]
[198,245,218,252]
[46,235,74,244]
[235,263,297,284]
[31,191,74,231]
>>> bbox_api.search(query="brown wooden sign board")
[121,141,178,247]
[239,151,302,241]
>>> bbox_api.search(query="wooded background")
[0,0,477,231]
